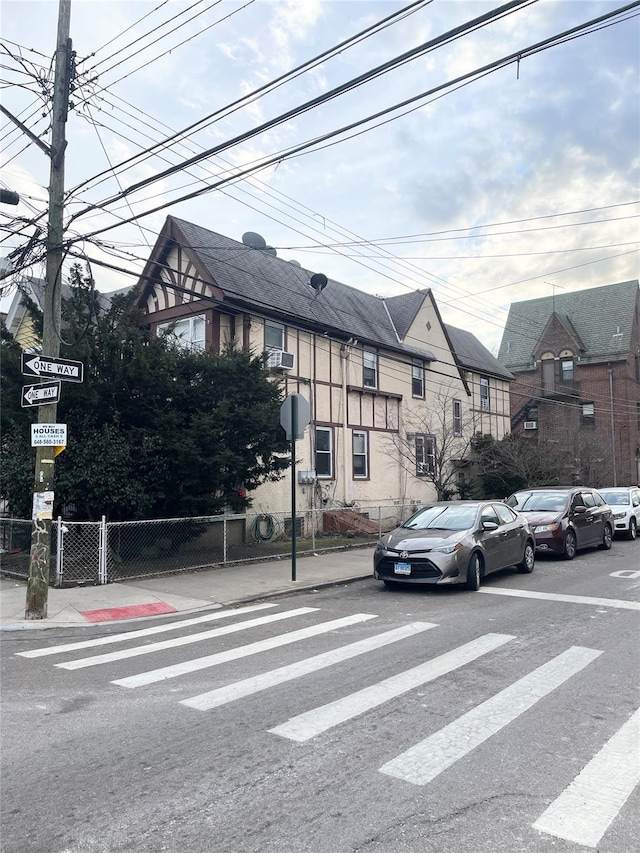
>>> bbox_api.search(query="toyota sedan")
[373,501,535,591]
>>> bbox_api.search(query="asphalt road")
[2,539,639,853]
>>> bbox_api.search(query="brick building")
[497,280,640,487]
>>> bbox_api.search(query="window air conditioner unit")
[523,421,538,430]
[267,350,295,370]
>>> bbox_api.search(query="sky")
[1,0,639,353]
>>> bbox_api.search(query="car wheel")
[466,553,482,590]
[628,518,637,541]
[563,530,577,560]
[517,541,535,574]
[599,523,613,550]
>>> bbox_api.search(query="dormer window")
[561,358,574,381]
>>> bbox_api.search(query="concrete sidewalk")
[0,547,375,630]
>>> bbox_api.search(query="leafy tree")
[1,264,290,520]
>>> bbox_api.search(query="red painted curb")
[80,602,177,622]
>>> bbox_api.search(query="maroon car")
[505,487,613,560]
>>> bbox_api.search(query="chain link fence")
[0,503,424,586]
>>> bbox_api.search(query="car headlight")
[613,512,626,519]
[431,542,463,554]
[534,523,560,533]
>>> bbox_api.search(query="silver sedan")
[373,500,536,591]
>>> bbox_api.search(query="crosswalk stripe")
[15,603,277,658]
[55,607,319,670]
[479,587,640,611]
[269,632,514,743]
[112,613,378,688]
[181,621,437,711]
[532,707,640,848]
[379,645,603,786]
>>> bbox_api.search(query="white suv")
[600,487,640,540]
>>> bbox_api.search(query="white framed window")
[582,402,595,424]
[480,376,490,411]
[561,358,574,381]
[412,360,424,398]
[453,399,462,435]
[315,427,333,478]
[363,348,377,388]
[415,434,435,476]
[157,314,206,351]
[352,430,368,479]
[265,320,284,351]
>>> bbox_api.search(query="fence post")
[223,515,228,564]
[55,516,63,587]
[98,516,107,584]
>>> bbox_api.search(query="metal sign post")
[280,393,311,582]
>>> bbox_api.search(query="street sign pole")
[280,393,311,583]
[291,394,297,582]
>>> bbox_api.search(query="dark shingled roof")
[445,324,514,380]
[497,280,639,368]
[171,217,437,360]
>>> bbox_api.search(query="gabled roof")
[497,280,639,368]
[445,324,513,380]
[144,217,438,361]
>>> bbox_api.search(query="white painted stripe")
[113,613,378,688]
[56,607,318,670]
[533,707,640,848]
[269,633,514,743]
[380,645,602,786]
[182,622,437,711]
[479,587,640,611]
[15,604,277,658]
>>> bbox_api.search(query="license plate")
[394,562,411,575]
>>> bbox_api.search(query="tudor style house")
[497,280,640,487]
[134,216,512,514]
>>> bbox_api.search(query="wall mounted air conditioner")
[523,421,538,430]
[267,350,295,370]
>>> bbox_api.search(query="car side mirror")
[572,505,587,514]
[482,521,499,531]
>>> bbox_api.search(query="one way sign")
[21,353,84,383]
[21,381,61,408]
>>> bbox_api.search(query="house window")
[412,360,424,398]
[415,434,435,476]
[637,402,640,429]
[480,377,490,412]
[542,358,555,393]
[315,427,333,478]
[582,402,595,425]
[635,354,640,381]
[265,320,284,351]
[352,430,368,479]
[363,349,377,388]
[561,359,574,381]
[453,399,462,436]
[157,314,206,351]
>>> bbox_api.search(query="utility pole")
[25,0,72,619]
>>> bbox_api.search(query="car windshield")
[601,492,630,505]
[403,505,478,531]
[507,492,568,512]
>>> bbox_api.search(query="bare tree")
[386,383,478,500]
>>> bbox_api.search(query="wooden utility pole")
[25,0,72,619]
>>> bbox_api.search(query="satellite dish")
[263,246,277,257]
[242,231,267,250]
[288,259,302,267]
[309,273,328,293]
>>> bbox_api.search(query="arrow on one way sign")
[21,352,84,383]
[21,381,62,407]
